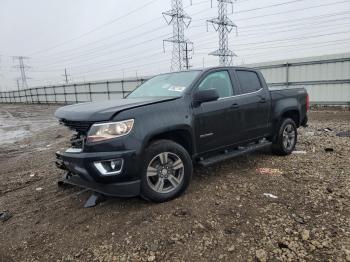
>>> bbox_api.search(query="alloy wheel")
[146,152,184,194]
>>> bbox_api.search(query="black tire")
[272,118,297,156]
[140,139,193,202]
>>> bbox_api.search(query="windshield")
[127,71,200,98]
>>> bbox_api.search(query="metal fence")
[0,78,147,104]
[249,53,350,105]
[1,53,349,105]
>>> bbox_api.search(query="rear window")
[236,70,262,94]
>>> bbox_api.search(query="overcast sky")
[0,0,350,90]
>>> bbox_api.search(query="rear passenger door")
[234,70,270,141]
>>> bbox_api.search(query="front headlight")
[87,119,134,143]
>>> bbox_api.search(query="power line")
[220,29,350,47]
[31,1,348,67]
[32,17,165,61]
[237,0,350,22]
[34,10,350,71]
[32,32,171,69]
[194,18,350,47]
[29,14,350,78]
[163,0,193,71]
[28,0,161,56]
[30,20,350,78]
[31,1,210,61]
[189,0,350,26]
[207,0,237,66]
[239,40,350,61]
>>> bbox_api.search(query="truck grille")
[59,119,92,134]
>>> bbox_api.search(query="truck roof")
[179,66,257,73]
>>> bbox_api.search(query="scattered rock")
[336,131,350,137]
[263,193,278,199]
[256,168,282,176]
[292,150,307,154]
[278,242,289,249]
[173,208,190,217]
[326,187,333,193]
[0,211,12,222]
[227,245,235,252]
[74,251,82,258]
[343,249,350,261]
[255,249,267,262]
[305,131,315,136]
[301,229,310,241]
[148,242,159,252]
[147,255,156,262]
[294,216,306,224]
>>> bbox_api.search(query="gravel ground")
[0,104,349,262]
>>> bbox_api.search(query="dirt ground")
[0,104,349,262]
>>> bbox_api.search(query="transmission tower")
[163,0,193,71]
[183,42,194,70]
[207,0,237,66]
[62,68,71,84]
[13,56,30,89]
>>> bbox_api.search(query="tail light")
[306,93,310,112]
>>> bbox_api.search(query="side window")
[198,71,233,98]
[236,70,262,94]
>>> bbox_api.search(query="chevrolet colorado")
[55,67,309,202]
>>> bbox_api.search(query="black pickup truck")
[55,67,308,202]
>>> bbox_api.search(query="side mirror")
[193,89,219,106]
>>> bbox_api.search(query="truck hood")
[54,97,179,122]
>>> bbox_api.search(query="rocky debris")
[0,106,349,262]
[227,245,235,252]
[336,131,350,137]
[172,207,191,217]
[255,249,267,262]
[263,193,278,199]
[0,211,12,222]
[256,168,282,176]
[301,229,310,241]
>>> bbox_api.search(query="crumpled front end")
[55,119,140,197]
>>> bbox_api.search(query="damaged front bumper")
[55,149,140,197]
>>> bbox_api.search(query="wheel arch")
[142,127,194,157]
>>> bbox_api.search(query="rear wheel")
[140,140,192,202]
[272,118,297,155]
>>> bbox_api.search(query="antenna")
[163,0,193,71]
[207,0,238,66]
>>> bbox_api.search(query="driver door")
[192,70,240,154]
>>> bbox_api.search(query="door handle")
[231,103,239,109]
[259,98,267,103]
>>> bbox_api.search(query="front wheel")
[272,118,297,156]
[140,140,192,202]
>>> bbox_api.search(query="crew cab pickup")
[55,67,309,202]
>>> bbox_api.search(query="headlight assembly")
[87,119,134,143]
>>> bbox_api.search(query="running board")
[198,141,272,167]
